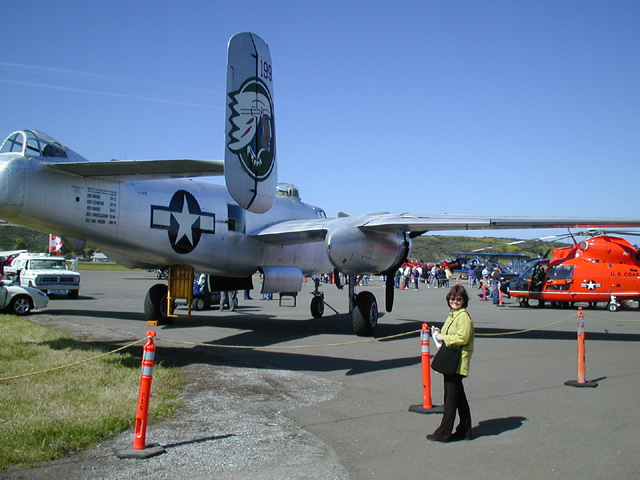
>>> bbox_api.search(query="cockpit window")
[42,143,67,157]
[519,263,537,280]
[0,132,25,153]
[0,130,67,158]
[27,136,41,155]
[548,265,574,280]
[276,183,301,199]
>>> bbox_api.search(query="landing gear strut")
[608,295,620,312]
[310,278,325,318]
[309,275,379,336]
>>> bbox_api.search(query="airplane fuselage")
[0,153,336,276]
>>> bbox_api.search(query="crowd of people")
[392,264,453,289]
[386,261,505,305]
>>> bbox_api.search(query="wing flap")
[44,158,224,179]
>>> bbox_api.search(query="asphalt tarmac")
[32,271,640,479]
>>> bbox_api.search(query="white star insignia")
[581,280,601,290]
[172,197,199,246]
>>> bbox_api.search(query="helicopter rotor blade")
[471,228,640,255]
[471,234,572,253]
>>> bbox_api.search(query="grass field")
[76,262,141,271]
[0,315,184,469]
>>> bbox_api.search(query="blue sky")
[1,0,639,242]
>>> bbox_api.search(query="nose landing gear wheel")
[310,295,325,318]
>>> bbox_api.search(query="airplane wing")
[43,158,224,180]
[357,213,640,233]
[253,213,640,244]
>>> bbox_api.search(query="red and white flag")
[49,235,63,255]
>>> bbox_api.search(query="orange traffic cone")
[409,324,444,414]
[565,309,598,388]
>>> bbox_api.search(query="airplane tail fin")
[225,32,277,213]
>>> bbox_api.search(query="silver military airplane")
[2,32,640,336]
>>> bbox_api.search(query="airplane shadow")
[44,308,144,321]
[39,307,425,376]
[473,416,527,438]
[40,335,422,377]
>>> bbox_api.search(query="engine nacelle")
[260,266,303,294]
[327,228,408,274]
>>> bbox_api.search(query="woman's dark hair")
[446,284,469,308]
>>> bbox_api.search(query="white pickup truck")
[5,254,81,298]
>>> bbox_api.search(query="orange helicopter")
[502,232,640,311]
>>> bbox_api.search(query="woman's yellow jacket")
[441,308,474,376]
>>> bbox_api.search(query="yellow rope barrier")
[583,312,640,323]
[475,312,577,337]
[0,338,146,382]
[156,328,423,350]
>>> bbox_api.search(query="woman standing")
[428,284,475,442]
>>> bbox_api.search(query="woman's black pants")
[432,373,472,440]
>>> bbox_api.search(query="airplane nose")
[0,157,25,216]
[0,161,9,207]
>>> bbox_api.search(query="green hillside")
[0,226,99,258]
[0,226,48,253]
[409,235,569,264]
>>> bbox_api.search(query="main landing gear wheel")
[310,295,324,318]
[144,283,174,325]
[352,291,378,337]
[608,302,620,312]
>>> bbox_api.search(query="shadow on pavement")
[473,416,527,438]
